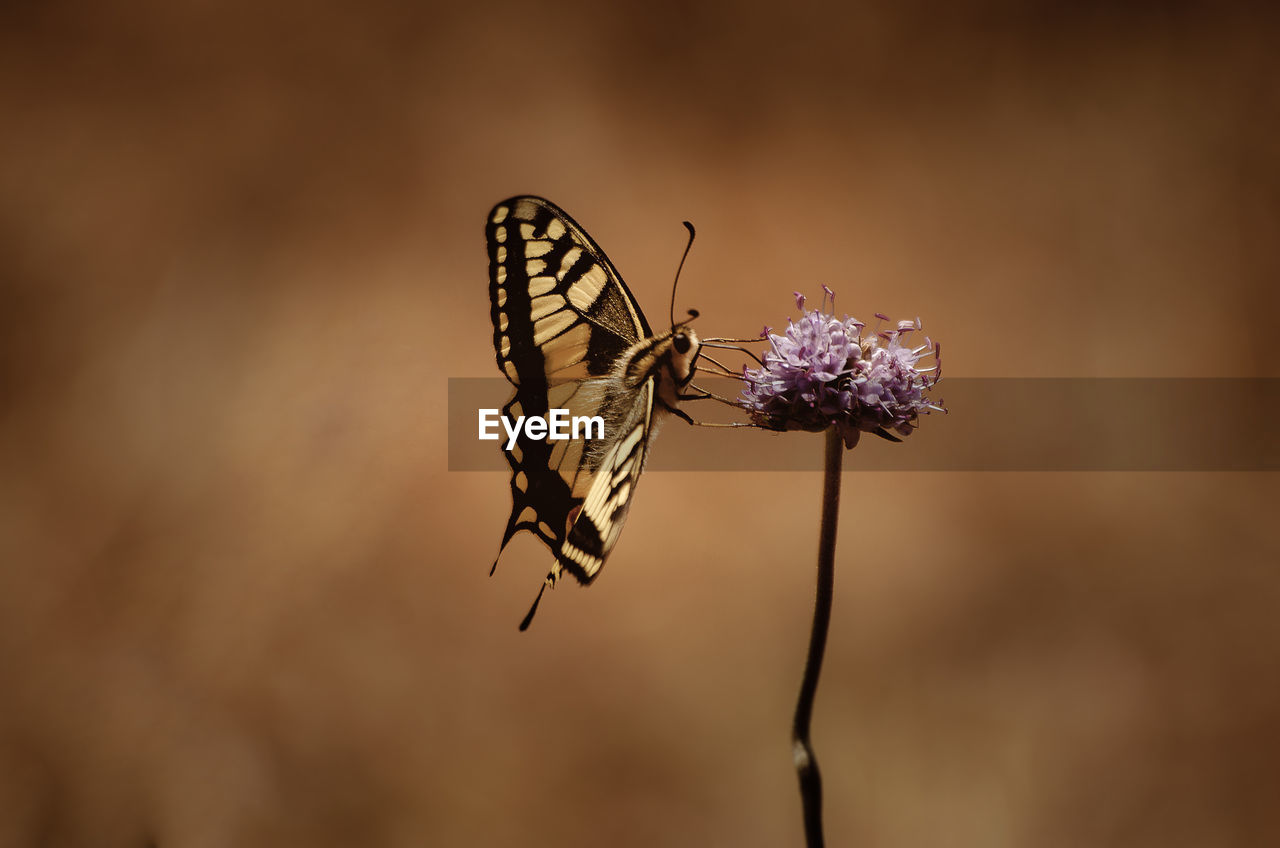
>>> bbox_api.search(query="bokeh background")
[2,1,1277,846]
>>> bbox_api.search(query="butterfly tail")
[518,564,562,631]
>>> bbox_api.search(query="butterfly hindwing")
[560,379,655,580]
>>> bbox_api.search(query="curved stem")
[793,426,843,847]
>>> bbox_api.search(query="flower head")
[740,289,944,448]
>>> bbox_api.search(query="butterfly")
[487,196,705,630]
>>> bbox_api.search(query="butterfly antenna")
[670,221,696,328]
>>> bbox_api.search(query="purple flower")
[740,290,945,448]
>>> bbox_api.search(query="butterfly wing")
[489,196,650,386]
[487,196,655,588]
[560,378,655,581]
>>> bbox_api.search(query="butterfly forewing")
[488,196,649,387]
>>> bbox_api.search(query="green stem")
[793,426,843,848]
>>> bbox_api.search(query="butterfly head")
[667,309,702,387]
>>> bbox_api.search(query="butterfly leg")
[662,402,698,426]
[660,396,753,429]
[680,384,754,421]
[680,384,741,406]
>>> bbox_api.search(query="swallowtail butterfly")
[487,196,703,630]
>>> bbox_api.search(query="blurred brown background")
[2,1,1278,846]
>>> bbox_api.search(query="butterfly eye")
[673,333,691,355]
